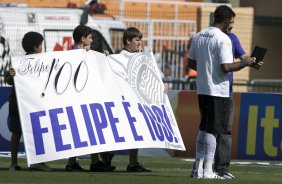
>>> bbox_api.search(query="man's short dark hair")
[73,25,93,44]
[123,27,143,46]
[214,5,236,23]
[22,31,43,54]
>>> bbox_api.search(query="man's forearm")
[221,60,250,73]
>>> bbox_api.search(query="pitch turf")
[0,155,282,184]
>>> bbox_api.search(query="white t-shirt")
[119,49,141,55]
[189,27,233,97]
[119,49,131,55]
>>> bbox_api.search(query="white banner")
[12,49,185,165]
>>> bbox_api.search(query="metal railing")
[248,79,282,93]
[123,18,196,79]
[163,78,282,93]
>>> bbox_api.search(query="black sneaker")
[65,162,86,172]
[190,168,196,178]
[126,162,152,172]
[100,152,115,167]
[9,165,21,171]
[217,170,235,179]
[190,162,196,177]
[90,161,116,172]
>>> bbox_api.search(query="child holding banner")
[5,31,51,171]
[119,27,152,172]
[65,25,115,172]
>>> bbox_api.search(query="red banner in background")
[53,36,73,51]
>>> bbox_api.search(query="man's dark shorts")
[198,94,230,134]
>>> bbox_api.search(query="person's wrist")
[240,60,248,67]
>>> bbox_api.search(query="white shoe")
[203,172,225,179]
[29,163,51,171]
[221,171,235,179]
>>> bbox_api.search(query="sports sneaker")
[217,170,235,179]
[126,162,152,172]
[190,162,196,177]
[90,161,116,172]
[100,152,115,168]
[9,165,21,171]
[65,162,86,172]
[190,168,196,178]
[203,172,225,179]
[29,163,51,171]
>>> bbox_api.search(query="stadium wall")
[169,90,282,161]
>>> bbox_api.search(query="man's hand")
[252,61,264,69]
[164,85,168,94]
[244,56,256,66]
[241,55,263,69]
[103,49,110,56]
[245,56,264,69]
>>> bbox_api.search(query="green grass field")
[0,155,282,184]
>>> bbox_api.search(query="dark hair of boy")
[21,32,44,54]
[214,5,236,23]
[73,25,93,44]
[122,27,143,46]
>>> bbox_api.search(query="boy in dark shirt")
[5,31,51,171]
[65,25,115,172]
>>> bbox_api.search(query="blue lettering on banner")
[152,105,173,142]
[89,103,108,145]
[144,105,165,141]
[81,104,97,146]
[122,96,143,141]
[138,103,176,143]
[105,102,125,143]
[66,106,88,148]
[29,100,178,156]
[30,111,48,155]
[49,108,71,152]
[138,103,156,141]
[161,105,178,143]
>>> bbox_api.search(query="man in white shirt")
[188,5,259,179]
